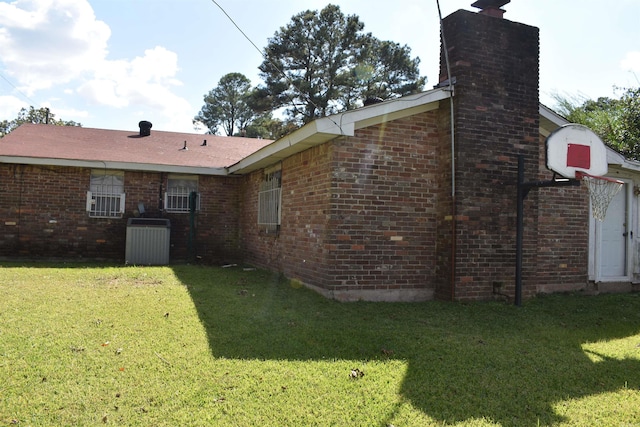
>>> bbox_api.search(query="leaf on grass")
[101,341,110,347]
[155,352,171,366]
[349,368,364,379]
[381,348,394,356]
[118,367,125,372]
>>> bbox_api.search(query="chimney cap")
[471,0,510,17]
[471,0,510,8]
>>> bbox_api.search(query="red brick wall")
[441,10,541,300]
[326,113,439,300]
[0,164,240,262]
[434,104,455,300]
[239,142,333,286]
[536,135,590,291]
[240,112,440,301]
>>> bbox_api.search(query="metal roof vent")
[139,120,152,137]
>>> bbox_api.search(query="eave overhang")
[539,104,640,173]
[0,156,229,176]
[227,88,451,175]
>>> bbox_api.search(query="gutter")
[0,156,230,176]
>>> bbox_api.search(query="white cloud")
[0,0,194,131]
[0,0,110,94]
[0,95,29,119]
[620,51,640,72]
[77,46,193,129]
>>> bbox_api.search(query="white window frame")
[258,167,282,232]
[86,170,125,218]
[164,175,200,213]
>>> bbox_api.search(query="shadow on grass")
[177,265,640,425]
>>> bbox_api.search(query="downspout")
[437,0,456,301]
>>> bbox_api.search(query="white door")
[597,184,629,279]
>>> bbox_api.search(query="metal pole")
[515,155,524,306]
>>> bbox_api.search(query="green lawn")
[0,262,639,426]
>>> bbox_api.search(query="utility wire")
[0,72,38,106]
[209,0,264,61]
[208,0,342,131]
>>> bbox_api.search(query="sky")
[1,0,639,134]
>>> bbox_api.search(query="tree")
[552,87,640,160]
[258,4,425,125]
[243,113,298,140]
[195,73,256,136]
[1,106,81,138]
[342,38,426,109]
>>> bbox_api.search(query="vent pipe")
[138,121,152,137]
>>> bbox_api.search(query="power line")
[209,0,264,60]
[0,72,38,106]
[208,0,343,131]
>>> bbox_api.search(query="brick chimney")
[436,3,540,300]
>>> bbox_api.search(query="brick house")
[2,4,639,301]
[0,125,272,262]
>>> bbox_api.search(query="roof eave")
[227,88,451,175]
[538,104,640,172]
[0,156,229,176]
[539,104,569,137]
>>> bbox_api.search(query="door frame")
[589,178,633,282]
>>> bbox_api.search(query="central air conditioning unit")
[125,218,171,265]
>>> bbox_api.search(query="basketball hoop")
[576,171,624,221]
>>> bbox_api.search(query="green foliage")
[194,72,256,136]
[1,262,639,426]
[196,5,426,138]
[258,4,425,125]
[552,87,640,160]
[343,38,426,109]
[0,106,81,138]
[242,113,297,140]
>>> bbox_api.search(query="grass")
[0,262,639,426]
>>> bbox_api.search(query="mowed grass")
[1,263,639,426]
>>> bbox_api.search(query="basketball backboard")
[546,124,608,179]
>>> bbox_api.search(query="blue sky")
[1,0,639,134]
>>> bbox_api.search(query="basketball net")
[576,171,624,221]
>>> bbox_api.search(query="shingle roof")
[0,124,273,175]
